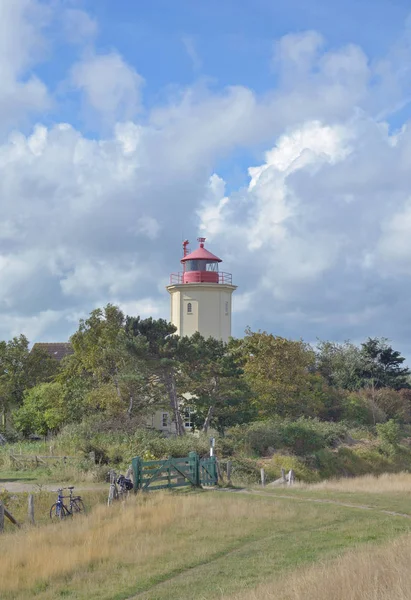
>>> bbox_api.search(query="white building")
[166,238,237,343]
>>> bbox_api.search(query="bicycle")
[107,470,133,506]
[49,486,86,520]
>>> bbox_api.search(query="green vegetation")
[1,304,411,485]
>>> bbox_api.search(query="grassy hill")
[2,475,411,599]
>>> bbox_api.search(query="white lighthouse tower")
[166,238,237,342]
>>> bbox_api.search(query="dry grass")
[301,471,411,494]
[0,491,283,599]
[3,486,411,600]
[224,532,411,600]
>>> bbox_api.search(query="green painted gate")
[199,456,218,486]
[131,452,217,491]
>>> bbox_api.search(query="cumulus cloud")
[198,113,411,351]
[62,8,98,45]
[71,52,144,124]
[0,0,51,131]
[3,4,411,357]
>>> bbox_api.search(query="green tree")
[14,382,66,436]
[0,336,59,431]
[316,340,365,391]
[238,329,324,418]
[125,316,186,435]
[178,333,255,434]
[360,337,410,390]
[65,305,155,420]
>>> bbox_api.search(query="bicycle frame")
[50,487,85,520]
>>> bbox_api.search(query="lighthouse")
[166,238,237,342]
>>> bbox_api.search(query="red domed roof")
[181,238,222,263]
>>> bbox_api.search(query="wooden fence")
[132,452,218,492]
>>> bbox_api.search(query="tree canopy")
[2,305,410,438]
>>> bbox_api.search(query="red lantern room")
[169,238,233,285]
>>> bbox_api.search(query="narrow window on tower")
[225,301,229,315]
[187,302,192,314]
[162,413,168,428]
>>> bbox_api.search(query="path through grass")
[2,484,411,600]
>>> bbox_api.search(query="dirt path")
[0,481,107,493]
[217,487,411,519]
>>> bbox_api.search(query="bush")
[230,456,261,485]
[376,419,401,447]
[57,417,210,469]
[341,392,386,425]
[266,454,320,483]
[227,418,348,457]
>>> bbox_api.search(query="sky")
[2,0,411,360]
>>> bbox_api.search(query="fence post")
[260,468,266,487]
[211,456,218,484]
[0,502,4,533]
[215,456,223,483]
[188,451,199,486]
[209,437,215,457]
[288,469,295,486]
[28,494,35,525]
[131,457,142,492]
[227,461,232,485]
[281,468,286,483]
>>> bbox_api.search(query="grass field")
[2,474,411,600]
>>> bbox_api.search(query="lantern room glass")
[185,259,219,272]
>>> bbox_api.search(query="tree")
[316,340,365,391]
[238,329,324,419]
[14,382,66,436]
[125,316,186,435]
[360,338,410,390]
[177,333,255,434]
[0,336,59,431]
[65,305,155,420]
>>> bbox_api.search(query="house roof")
[31,342,74,362]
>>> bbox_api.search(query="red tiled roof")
[31,343,74,362]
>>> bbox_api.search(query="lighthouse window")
[225,301,229,315]
[206,262,218,271]
[185,259,218,272]
[187,302,192,314]
[186,259,205,271]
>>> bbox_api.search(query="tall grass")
[225,532,411,600]
[0,492,281,598]
[305,471,411,494]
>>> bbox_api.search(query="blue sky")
[1,0,411,360]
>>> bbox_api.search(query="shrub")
[230,456,261,485]
[266,454,320,483]
[341,392,386,425]
[227,418,348,457]
[376,419,401,447]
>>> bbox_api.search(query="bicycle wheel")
[50,503,70,520]
[71,498,86,514]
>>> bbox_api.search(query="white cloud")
[2,10,411,356]
[182,35,202,72]
[71,52,144,124]
[60,260,146,298]
[63,8,98,45]
[0,0,51,131]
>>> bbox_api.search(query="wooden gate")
[199,456,217,486]
[132,452,217,491]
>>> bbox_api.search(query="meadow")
[2,474,411,599]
